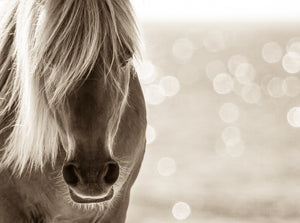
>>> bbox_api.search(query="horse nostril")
[103,161,119,186]
[62,164,80,186]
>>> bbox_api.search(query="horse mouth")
[69,188,114,204]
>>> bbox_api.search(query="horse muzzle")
[62,160,119,203]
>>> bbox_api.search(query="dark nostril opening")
[62,164,79,186]
[103,162,119,185]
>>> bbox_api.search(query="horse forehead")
[68,80,115,119]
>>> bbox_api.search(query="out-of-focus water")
[127,22,300,223]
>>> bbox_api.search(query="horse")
[0,0,146,222]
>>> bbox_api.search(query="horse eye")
[120,58,130,68]
[119,47,134,67]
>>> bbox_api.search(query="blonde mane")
[0,0,140,175]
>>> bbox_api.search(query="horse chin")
[69,188,114,204]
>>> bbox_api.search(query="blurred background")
[127,0,300,223]
[2,0,300,222]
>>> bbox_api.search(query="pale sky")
[0,1,300,21]
[131,0,300,21]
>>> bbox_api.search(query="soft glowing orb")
[267,77,285,98]
[203,30,226,53]
[172,202,191,221]
[234,62,256,85]
[226,140,245,157]
[287,107,300,128]
[205,60,227,80]
[219,103,240,123]
[221,126,241,147]
[282,52,300,74]
[136,60,157,84]
[157,157,176,177]
[282,76,300,97]
[286,37,300,55]
[228,54,248,75]
[143,85,165,105]
[146,125,156,145]
[159,76,180,97]
[213,73,234,95]
[241,83,261,104]
[172,38,195,63]
[262,41,283,63]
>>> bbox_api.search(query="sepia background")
[127,1,300,223]
[2,0,300,222]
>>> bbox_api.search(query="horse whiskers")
[48,169,113,212]
[69,201,106,213]
[114,166,131,190]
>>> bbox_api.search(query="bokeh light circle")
[262,41,283,63]
[157,157,177,177]
[267,77,285,98]
[228,54,248,75]
[159,76,180,97]
[286,37,300,55]
[234,62,256,85]
[221,126,241,147]
[241,83,261,104]
[287,107,300,128]
[219,103,240,123]
[282,76,300,97]
[172,202,191,220]
[282,52,300,74]
[172,38,195,63]
[205,60,226,80]
[143,85,166,105]
[213,73,234,95]
[135,60,157,84]
[146,125,156,145]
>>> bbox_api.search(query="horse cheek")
[114,105,146,163]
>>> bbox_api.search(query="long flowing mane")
[0,0,140,175]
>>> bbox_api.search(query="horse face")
[57,67,146,204]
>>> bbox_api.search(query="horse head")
[0,0,147,208]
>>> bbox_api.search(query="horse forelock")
[0,0,140,175]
